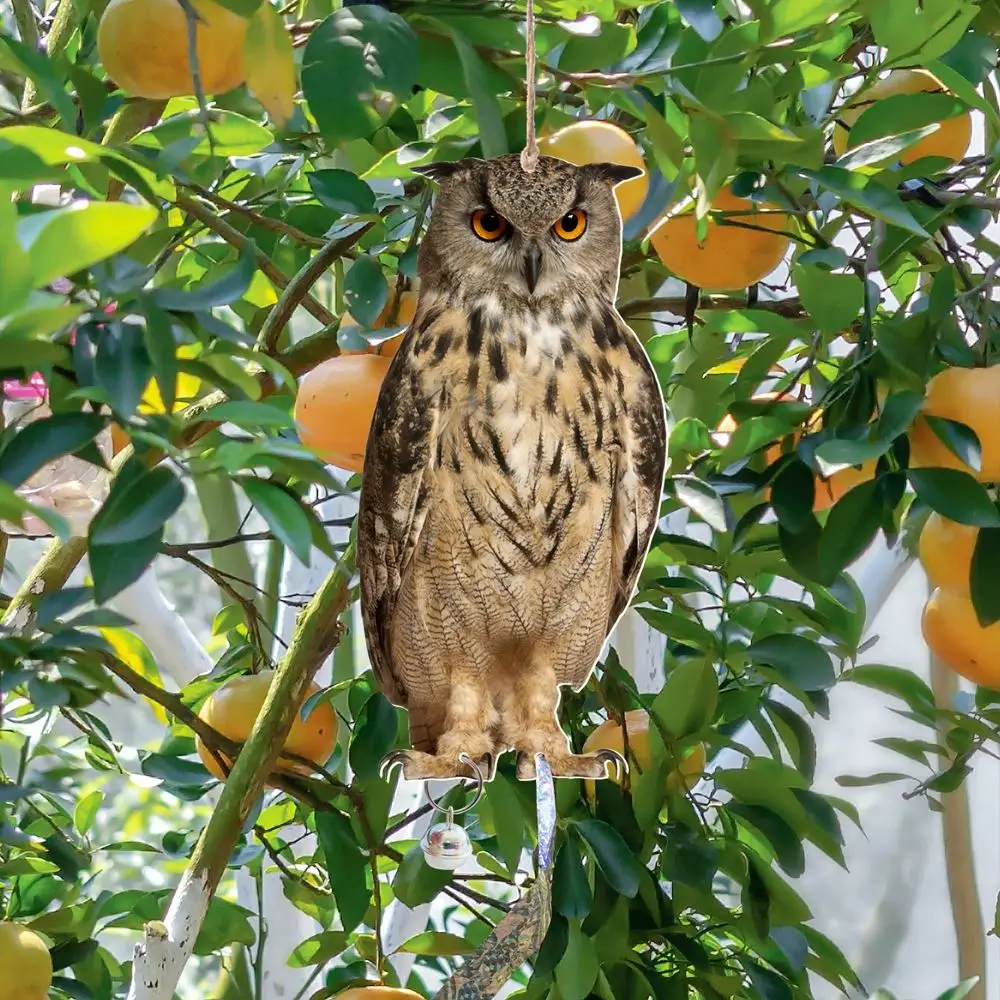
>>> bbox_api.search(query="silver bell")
[421,810,472,871]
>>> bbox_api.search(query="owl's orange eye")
[471,209,509,241]
[553,209,587,241]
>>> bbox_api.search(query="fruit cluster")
[919,514,1000,689]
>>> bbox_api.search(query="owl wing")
[357,317,444,707]
[606,312,667,636]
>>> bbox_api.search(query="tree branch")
[125,547,353,1000]
[256,224,375,352]
[175,194,337,328]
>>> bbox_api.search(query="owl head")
[412,154,642,304]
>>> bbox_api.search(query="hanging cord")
[520,0,539,173]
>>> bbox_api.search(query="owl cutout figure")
[358,154,667,783]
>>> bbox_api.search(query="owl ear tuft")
[412,158,486,183]
[586,162,645,187]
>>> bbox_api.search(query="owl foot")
[515,748,627,781]
[380,749,495,783]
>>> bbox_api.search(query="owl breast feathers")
[358,154,667,782]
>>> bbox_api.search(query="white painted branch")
[236,489,353,998]
[851,537,915,633]
[110,567,212,688]
[127,870,212,1000]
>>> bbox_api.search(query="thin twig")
[256,225,375,351]
[185,184,329,248]
[176,193,336,327]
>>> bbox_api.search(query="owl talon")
[595,748,627,782]
[379,750,410,781]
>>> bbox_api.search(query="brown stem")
[929,655,986,1000]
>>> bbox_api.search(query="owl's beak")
[523,244,543,294]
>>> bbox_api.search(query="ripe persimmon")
[195,673,338,781]
[582,709,706,803]
[648,186,791,290]
[98,0,247,99]
[538,120,648,221]
[294,354,390,474]
[922,588,1000,689]
[833,68,972,166]
[909,366,1000,482]
[341,289,418,360]
[0,922,52,1000]
[918,512,977,595]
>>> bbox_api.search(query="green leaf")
[303,8,418,144]
[560,21,636,72]
[194,400,294,430]
[450,31,508,158]
[923,415,982,472]
[150,244,257,311]
[792,264,864,336]
[94,321,153,416]
[484,772,524,878]
[141,301,178,414]
[908,469,1000,527]
[869,0,977,62]
[799,167,928,237]
[727,803,805,878]
[971,527,1000,627]
[391,843,451,908]
[573,819,642,898]
[289,931,351,968]
[556,921,600,1000]
[0,37,77,126]
[932,981,982,1000]
[845,92,970,150]
[89,529,163,605]
[315,809,370,933]
[239,477,313,564]
[399,931,476,956]
[747,634,835,693]
[90,467,185,546]
[0,413,104,489]
[348,692,398,782]
[648,658,719,739]
[818,479,883,581]
[343,257,389,329]
[73,791,104,836]
[17,203,157,289]
[308,170,376,215]
[843,663,936,713]
[553,833,592,919]
[670,476,727,532]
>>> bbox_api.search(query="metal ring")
[423,753,485,815]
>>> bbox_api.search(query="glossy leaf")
[0,413,104,489]
[315,809,370,933]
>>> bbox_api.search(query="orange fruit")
[909,366,1000,482]
[195,673,338,781]
[537,120,648,221]
[832,68,972,166]
[335,989,426,1000]
[0,922,52,999]
[649,186,791,289]
[582,709,706,803]
[922,588,1000,689]
[341,289,418,360]
[294,354,390,474]
[918,512,977,595]
[714,392,876,512]
[98,0,247,99]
